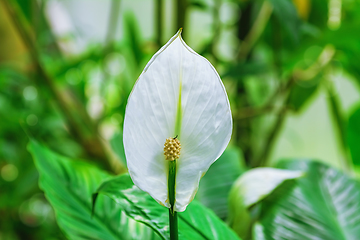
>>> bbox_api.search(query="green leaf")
[252,222,266,240]
[258,160,360,240]
[268,0,302,43]
[124,13,145,66]
[288,78,320,112]
[28,140,159,240]
[110,131,127,166]
[228,167,303,239]
[221,62,269,81]
[196,147,246,219]
[188,0,209,10]
[93,174,241,240]
[347,106,360,167]
[327,85,347,153]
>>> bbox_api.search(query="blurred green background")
[1,0,360,239]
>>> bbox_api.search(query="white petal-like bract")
[123,30,232,212]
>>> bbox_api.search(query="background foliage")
[1,0,360,239]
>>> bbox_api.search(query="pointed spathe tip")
[177,28,183,36]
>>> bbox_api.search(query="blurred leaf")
[52,50,103,79]
[110,131,127,166]
[228,167,303,239]
[288,78,320,112]
[28,140,159,240]
[124,13,145,66]
[268,0,302,43]
[230,168,303,208]
[196,147,246,219]
[327,85,347,152]
[307,0,328,28]
[347,106,360,167]
[188,0,209,10]
[93,174,241,240]
[252,222,266,240]
[257,160,360,240]
[323,23,360,87]
[15,0,32,22]
[222,62,269,81]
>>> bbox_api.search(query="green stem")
[169,210,178,240]
[168,160,178,240]
[237,0,273,61]
[254,78,294,167]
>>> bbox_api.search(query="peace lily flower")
[123,29,232,213]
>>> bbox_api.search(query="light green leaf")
[93,174,241,240]
[252,222,266,240]
[230,167,303,208]
[28,140,159,240]
[258,160,360,240]
[196,147,246,219]
[228,167,303,239]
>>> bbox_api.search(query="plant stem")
[237,0,273,61]
[256,103,288,167]
[253,78,294,167]
[168,160,178,240]
[169,209,178,240]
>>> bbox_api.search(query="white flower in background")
[123,29,232,212]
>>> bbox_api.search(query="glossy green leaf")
[257,160,360,240]
[28,140,159,240]
[228,167,303,239]
[93,174,241,240]
[196,147,246,219]
[347,106,360,167]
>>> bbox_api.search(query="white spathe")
[123,30,232,212]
